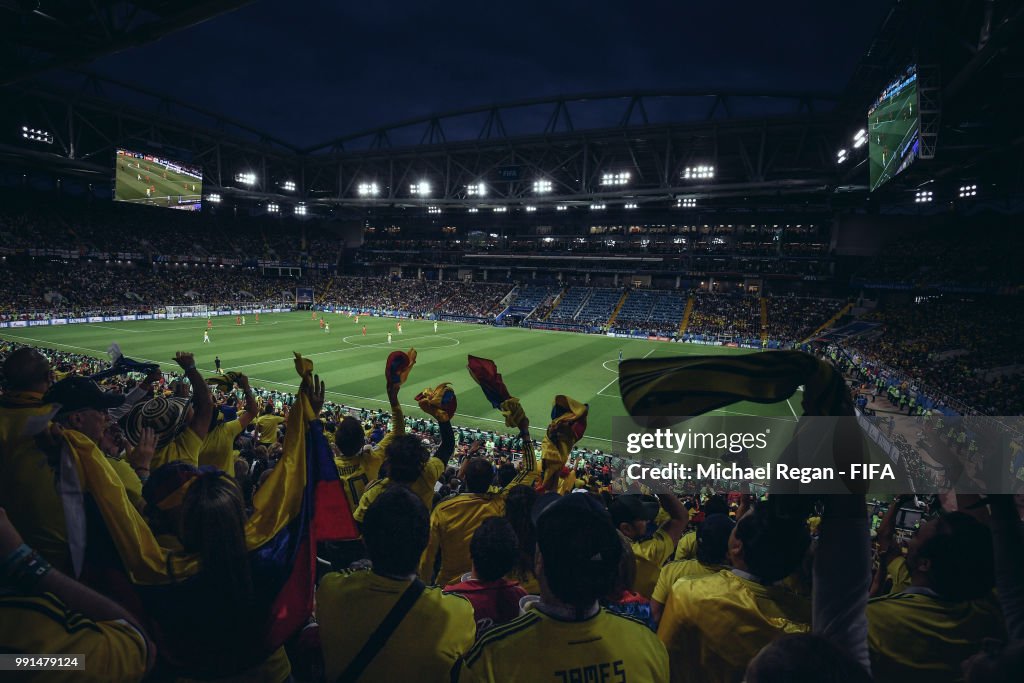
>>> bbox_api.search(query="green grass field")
[868,82,918,191]
[115,154,202,209]
[0,312,800,453]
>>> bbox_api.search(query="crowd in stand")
[1,334,1021,683]
[685,292,762,342]
[328,278,510,318]
[856,297,1024,415]
[763,296,847,344]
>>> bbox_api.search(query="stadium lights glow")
[590,203,607,210]
[600,171,631,186]
[914,190,933,203]
[683,165,714,180]
[542,237,554,243]
[837,149,848,164]
[295,204,307,215]
[673,237,686,244]
[468,207,479,213]
[493,206,507,213]
[524,206,537,212]
[676,197,697,208]
[624,203,638,209]
[410,181,431,196]
[489,233,499,238]
[235,172,257,185]
[556,205,568,211]
[467,183,487,197]
[357,182,380,197]
[207,193,222,203]
[21,126,53,144]
[267,203,280,213]
[427,206,442,214]
[282,180,296,192]
[958,184,978,198]
[533,179,553,194]
[852,129,868,149]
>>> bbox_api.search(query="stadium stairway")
[542,287,567,321]
[679,295,694,336]
[802,302,854,344]
[606,290,630,327]
[760,297,769,346]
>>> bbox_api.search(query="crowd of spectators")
[763,296,847,344]
[328,278,511,318]
[685,292,762,342]
[1,336,1019,683]
[854,296,1024,415]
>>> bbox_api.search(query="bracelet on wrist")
[0,544,33,577]
[4,548,52,592]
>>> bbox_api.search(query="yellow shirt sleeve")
[152,427,203,469]
[104,456,144,512]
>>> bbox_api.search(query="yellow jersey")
[885,555,911,595]
[199,417,246,473]
[658,570,811,683]
[650,559,726,606]
[421,442,538,586]
[674,530,697,561]
[867,589,1005,683]
[317,569,476,682]
[456,607,669,682]
[0,394,67,571]
[0,590,148,682]
[420,493,506,587]
[335,405,404,511]
[354,457,445,523]
[252,414,285,445]
[103,455,144,512]
[631,528,676,599]
[151,427,203,470]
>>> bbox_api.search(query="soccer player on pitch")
[387,332,392,344]
[434,321,439,333]
[203,330,210,344]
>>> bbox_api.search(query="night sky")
[88,0,894,148]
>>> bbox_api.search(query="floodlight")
[852,129,868,148]
[542,237,554,243]
[676,197,697,208]
[600,171,631,186]
[357,182,380,197]
[556,205,568,211]
[467,183,486,197]
[493,206,507,213]
[589,203,606,210]
[533,179,553,194]
[207,193,222,203]
[624,202,638,209]
[524,206,537,212]
[427,206,442,214]
[295,204,307,215]
[837,149,848,164]
[410,181,431,196]
[20,126,53,144]
[683,165,714,180]
[958,184,978,198]
[282,180,296,192]
[914,190,933,203]
[235,172,257,185]
[267,203,280,213]
[468,207,479,213]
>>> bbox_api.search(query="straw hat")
[124,396,190,449]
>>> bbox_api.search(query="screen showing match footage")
[115,148,203,211]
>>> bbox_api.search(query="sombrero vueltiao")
[124,396,191,450]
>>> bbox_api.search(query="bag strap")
[336,578,426,683]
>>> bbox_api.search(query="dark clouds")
[89,0,893,147]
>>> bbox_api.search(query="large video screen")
[868,65,920,192]
[115,148,203,211]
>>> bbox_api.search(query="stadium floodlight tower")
[207,193,222,203]
[235,171,257,185]
[467,183,487,196]
[958,184,978,198]
[677,197,697,208]
[533,179,553,194]
[914,190,933,203]
[852,129,868,149]
[410,181,431,196]
[282,180,296,192]
[837,149,848,164]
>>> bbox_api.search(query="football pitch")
[115,157,201,208]
[0,312,800,452]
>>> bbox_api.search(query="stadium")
[0,1,1022,682]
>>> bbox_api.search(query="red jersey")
[443,577,527,637]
